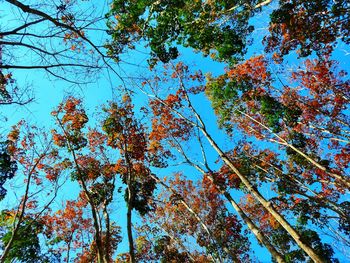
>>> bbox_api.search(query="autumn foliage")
[1,0,350,262]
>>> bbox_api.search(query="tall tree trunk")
[58,119,105,263]
[199,123,325,263]
[222,191,285,263]
[150,174,229,263]
[185,163,285,263]
[169,137,285,263]
[67,236,72,263]
[179,90,325,262]
[70,153,104,263]
[103,204,111,263]
[127,185,135,263]
[125,148,135,263]
[239,110,350,189]
[0,153,47,263]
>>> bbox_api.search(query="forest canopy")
[0,0,350,262]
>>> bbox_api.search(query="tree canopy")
[0,0,349,262]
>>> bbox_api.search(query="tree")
[1,0,350,262]
[148,173,251,262]
[51,97,120,263]
[42,199,93,262]
[264,0,350,57]
[140,61,342,262]
[1,0,104,83]
[206,55,350,187]
[0,211,49,263]
[0,122,63,263]
[106,0,272,65]
[103,0,350,259]
[102,96,157,263]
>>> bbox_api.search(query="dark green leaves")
[107,0,261,64]
[0,141,17,201]
[0,213,43,263]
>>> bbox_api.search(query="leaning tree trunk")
[150,174,232,263]
[182,161,286,263]
[199,123,325,263]
[179,90,325,263]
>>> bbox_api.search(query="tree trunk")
[239,110,350,189]
[125,148,135,263]
[103,204,111,263]
[150,174,229,263]
[167,142,286,263]
[202,128,325,263]
[127,186,135,263]
[179,91,325,262]
[0,153,46,263]
[222,191,285,263]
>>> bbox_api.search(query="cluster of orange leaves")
[226,55,271,85]
[43,199,91,245]
[149,90,192,142]
[51,97,88,148]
